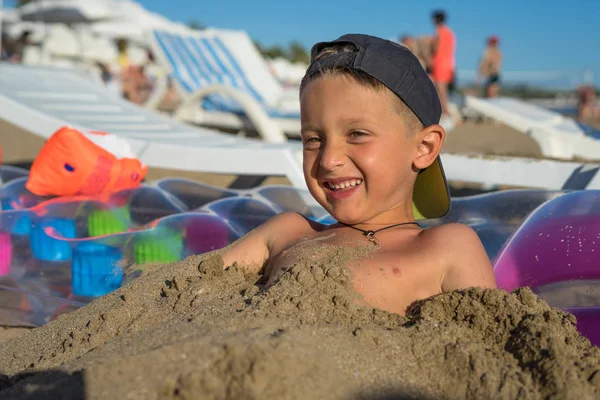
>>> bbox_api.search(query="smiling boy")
[222,34,496,315]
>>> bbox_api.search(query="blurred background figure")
[2,30,32,63]
[117,38,139,103]
[430,9,456,117]
[0,32,14,61]
[116,38,154,105]
[477,36,503,98]
[95,61,121,97]
[577,85,598,123]
[400,34,433,73]
[400,35,421,65]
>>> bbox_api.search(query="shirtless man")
[221,34,496,315]
[478,36,503,98]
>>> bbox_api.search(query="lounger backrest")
[151,28,283,112]
[466,96,585,136]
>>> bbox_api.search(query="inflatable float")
[0,165,598,346]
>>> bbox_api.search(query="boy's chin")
[327,209,366,225]
[311,192,368,223]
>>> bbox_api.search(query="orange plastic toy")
[26,127,147,197]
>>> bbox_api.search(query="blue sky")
[139,0,599,88]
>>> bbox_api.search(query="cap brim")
[412,156,450,220]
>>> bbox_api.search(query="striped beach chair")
[149,27,301,141]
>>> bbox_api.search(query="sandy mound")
[0,247,599,400]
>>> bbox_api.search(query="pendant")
[364,230,376,243]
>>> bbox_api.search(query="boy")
[222,34,496,315]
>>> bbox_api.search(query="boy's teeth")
[328,179,362,190]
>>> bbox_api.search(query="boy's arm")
[220,212,308,275]
[436,224,497,292]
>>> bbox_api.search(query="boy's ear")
[413,124,445,170]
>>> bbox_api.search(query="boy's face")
[300,75,420,224]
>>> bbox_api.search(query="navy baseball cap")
[303,34,450,220]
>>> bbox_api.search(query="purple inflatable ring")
[494,191,600,346]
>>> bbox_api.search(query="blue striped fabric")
[154,30,299,119]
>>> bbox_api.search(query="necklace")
[338,221,421,244]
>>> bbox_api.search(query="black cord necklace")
[338,221,421,244]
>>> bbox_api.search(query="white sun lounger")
[1,63,599,193]
[0,63,306,188]
[464,96,600,160]
[147,27,300,141]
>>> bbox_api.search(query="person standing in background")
[477,36,503,98]
[1,33,14,61]
[577,85,598,123]
[400,34,436,74]
[117,38,141,104]
[430,10,456,117]
[8,31,32,63]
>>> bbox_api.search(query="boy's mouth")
[324,179,363,191]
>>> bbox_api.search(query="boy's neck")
[345,203,416,228]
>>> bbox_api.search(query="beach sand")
[443,120,543,158]
[0,248,598,399]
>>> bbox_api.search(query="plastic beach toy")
[185,215,234,254]
[72,243,123,297]
[26,127,147,197]
[87,205,131,237]
[30,217,76,262]
[0,232,12,276]
[134,229,183,265]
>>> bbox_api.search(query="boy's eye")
[303,136,321,149]
[349,130,369,139]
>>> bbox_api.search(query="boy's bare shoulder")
[415,223,482,261]
[419,222,481,247]
[418,223,497,290]
[263,211,319,245]
[265,211,315,230]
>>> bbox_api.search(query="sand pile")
[0,247,599,400]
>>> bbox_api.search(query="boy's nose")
[318,142,346,171]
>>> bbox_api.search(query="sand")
[443,120,543,158]
[0,246,598,400]
[0,328,31,345]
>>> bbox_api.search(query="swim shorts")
[486,74,500,85]
[432,64,453,84]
